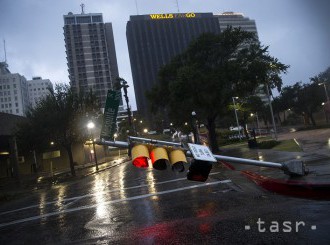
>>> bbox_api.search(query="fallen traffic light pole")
[96,136,306,178]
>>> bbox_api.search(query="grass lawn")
[272,139,302,152]
[220,138,302,152]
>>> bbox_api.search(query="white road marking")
[0,172,222,216]
[0,179,231,228]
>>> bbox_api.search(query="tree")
[16,84,100,176]
[280,82,323,126]
[147,28,289,152]
[230,96,265,137]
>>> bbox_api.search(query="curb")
[241,170,330,200]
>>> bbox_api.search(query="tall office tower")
[27,77,53,108]
[126,13,221,119]
[216,12,268,102]
[63,12,120,108]
[0,62,30,116]
[216,12,258,38]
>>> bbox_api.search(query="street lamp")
[318,82,329,101]
[143,128,148,134]
[191,111,200,143]
[250,112,261,136]
[87,121,98,171]
[321,102,329,123]
[232,97,242,139]
[265,84,278,140]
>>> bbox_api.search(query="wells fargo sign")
[149,13,196,20]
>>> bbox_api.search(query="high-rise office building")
[216,12,268,103]
[27,77,53,108]
[216,12,258,37]
[63,12,120,108]
[126,13,221,118]
[0,62,30,116]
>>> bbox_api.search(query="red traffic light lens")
[132,156,149,168]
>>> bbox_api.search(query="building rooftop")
[0,62,11,75]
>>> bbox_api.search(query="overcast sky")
[1,0,329,109]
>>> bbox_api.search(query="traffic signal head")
[130,143,187,172]
[187,160,213,182]
[150,147,169,170]
[131,144,150,168]
[169,149,186,172]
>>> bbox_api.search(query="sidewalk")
[219,128,330,199]
[0,157,128,202]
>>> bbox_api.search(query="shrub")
[257,140,280,149]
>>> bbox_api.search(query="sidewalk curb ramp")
[241,170,330,200]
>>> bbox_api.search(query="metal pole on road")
[97,137,305,176]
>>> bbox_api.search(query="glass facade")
[126,13,221,118]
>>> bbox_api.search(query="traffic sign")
[100,90,121,140]
[188,143,217,162]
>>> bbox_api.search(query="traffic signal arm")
[97,137,306,177]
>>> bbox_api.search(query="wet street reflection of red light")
[196,209,211,218]
[134,222,176,241]
[199,223,211,234]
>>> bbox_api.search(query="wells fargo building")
[126,13,221,119]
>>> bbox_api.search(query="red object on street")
[242,170,330,200]
[219,161,236,170]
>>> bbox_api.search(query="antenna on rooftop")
[135,0,139,15]
[175,0,180,13]
[80,3,85,14]
[3,39,7,63]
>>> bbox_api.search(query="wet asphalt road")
[0,159,330,244]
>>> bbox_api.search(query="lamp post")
[232,97,242,139]
[87,121,98,171]
[319,82,329,102]
[255,112,261,136]
[322,102,329,123]
[265,84,278,140]
[250,112,261,136]
[191,111,200,143]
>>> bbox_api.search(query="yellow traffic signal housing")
[169,149,186,172]
[130,144,187,172]
[150,147,169,170]
[131,144,150,168]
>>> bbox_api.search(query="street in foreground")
[0,155,329,244]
